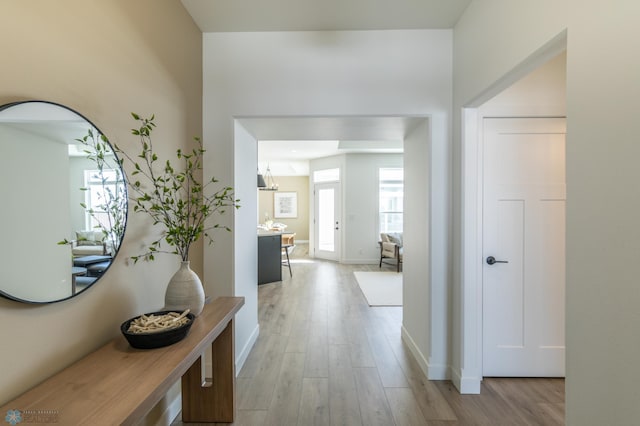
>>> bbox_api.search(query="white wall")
[454,0,568,107]
[480,51,566,117]
[452,0,568,393]
[0,127,70,302]
[402,120,434,377]
[232,121,260,368]
[203,29,452,374]
[343,153,403,264]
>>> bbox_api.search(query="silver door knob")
[486,256,508,265]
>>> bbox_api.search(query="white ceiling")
[181,0,472,33]
[256,139,404,177]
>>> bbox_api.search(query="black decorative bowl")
[120,310,195,349]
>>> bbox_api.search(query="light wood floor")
[173,244,564,425]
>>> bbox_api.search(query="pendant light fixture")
[258,164,278,191]
[257,142,266,188]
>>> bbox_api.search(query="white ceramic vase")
[164,261,205,316]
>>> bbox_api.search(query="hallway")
[175,244,564,425]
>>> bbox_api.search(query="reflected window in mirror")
[0,101,127,303]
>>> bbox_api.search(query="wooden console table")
[0,297,244,425]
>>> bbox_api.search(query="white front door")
[314,182,341,261]
[482,117,566,377]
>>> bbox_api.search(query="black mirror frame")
[0,100,128,304]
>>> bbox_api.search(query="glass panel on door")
[317,187,335,252]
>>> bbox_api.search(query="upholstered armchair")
[71,230,110,257]
[379,232,403,272]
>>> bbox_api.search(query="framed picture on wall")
[274,192,297,218]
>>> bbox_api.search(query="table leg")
[181,319,235,423]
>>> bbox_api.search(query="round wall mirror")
[0,101,127,303]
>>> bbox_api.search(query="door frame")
[458,33,567,394]
[460,110,567,392]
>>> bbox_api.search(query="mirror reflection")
[0,101,127,303]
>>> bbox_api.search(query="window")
[84,168,123,232]
[379,168,403,234]
[313,168,340,183]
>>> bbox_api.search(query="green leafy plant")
[59,128,127,254]
[113,113,239,262]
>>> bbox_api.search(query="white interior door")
[482,117,566,377]
[314,182,341,261]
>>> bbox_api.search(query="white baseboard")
[401,326,481,394]
[235,323,260,375]
[341,259,379,265]
[156,392,182,426]
[400,326,429,375]
[427,362,450,380]
[400,326,450,380]
[451,368,482,394]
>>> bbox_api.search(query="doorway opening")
[459,40,567,393]
[235,116,441,378]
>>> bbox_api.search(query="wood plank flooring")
[173,244,565,425]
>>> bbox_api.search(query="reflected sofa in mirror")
[0,101,127,303]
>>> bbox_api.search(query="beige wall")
[0,2,202,421]
[258,176,310,240]
[565,1,640,423]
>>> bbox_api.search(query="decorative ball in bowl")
[120,310,195,349]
